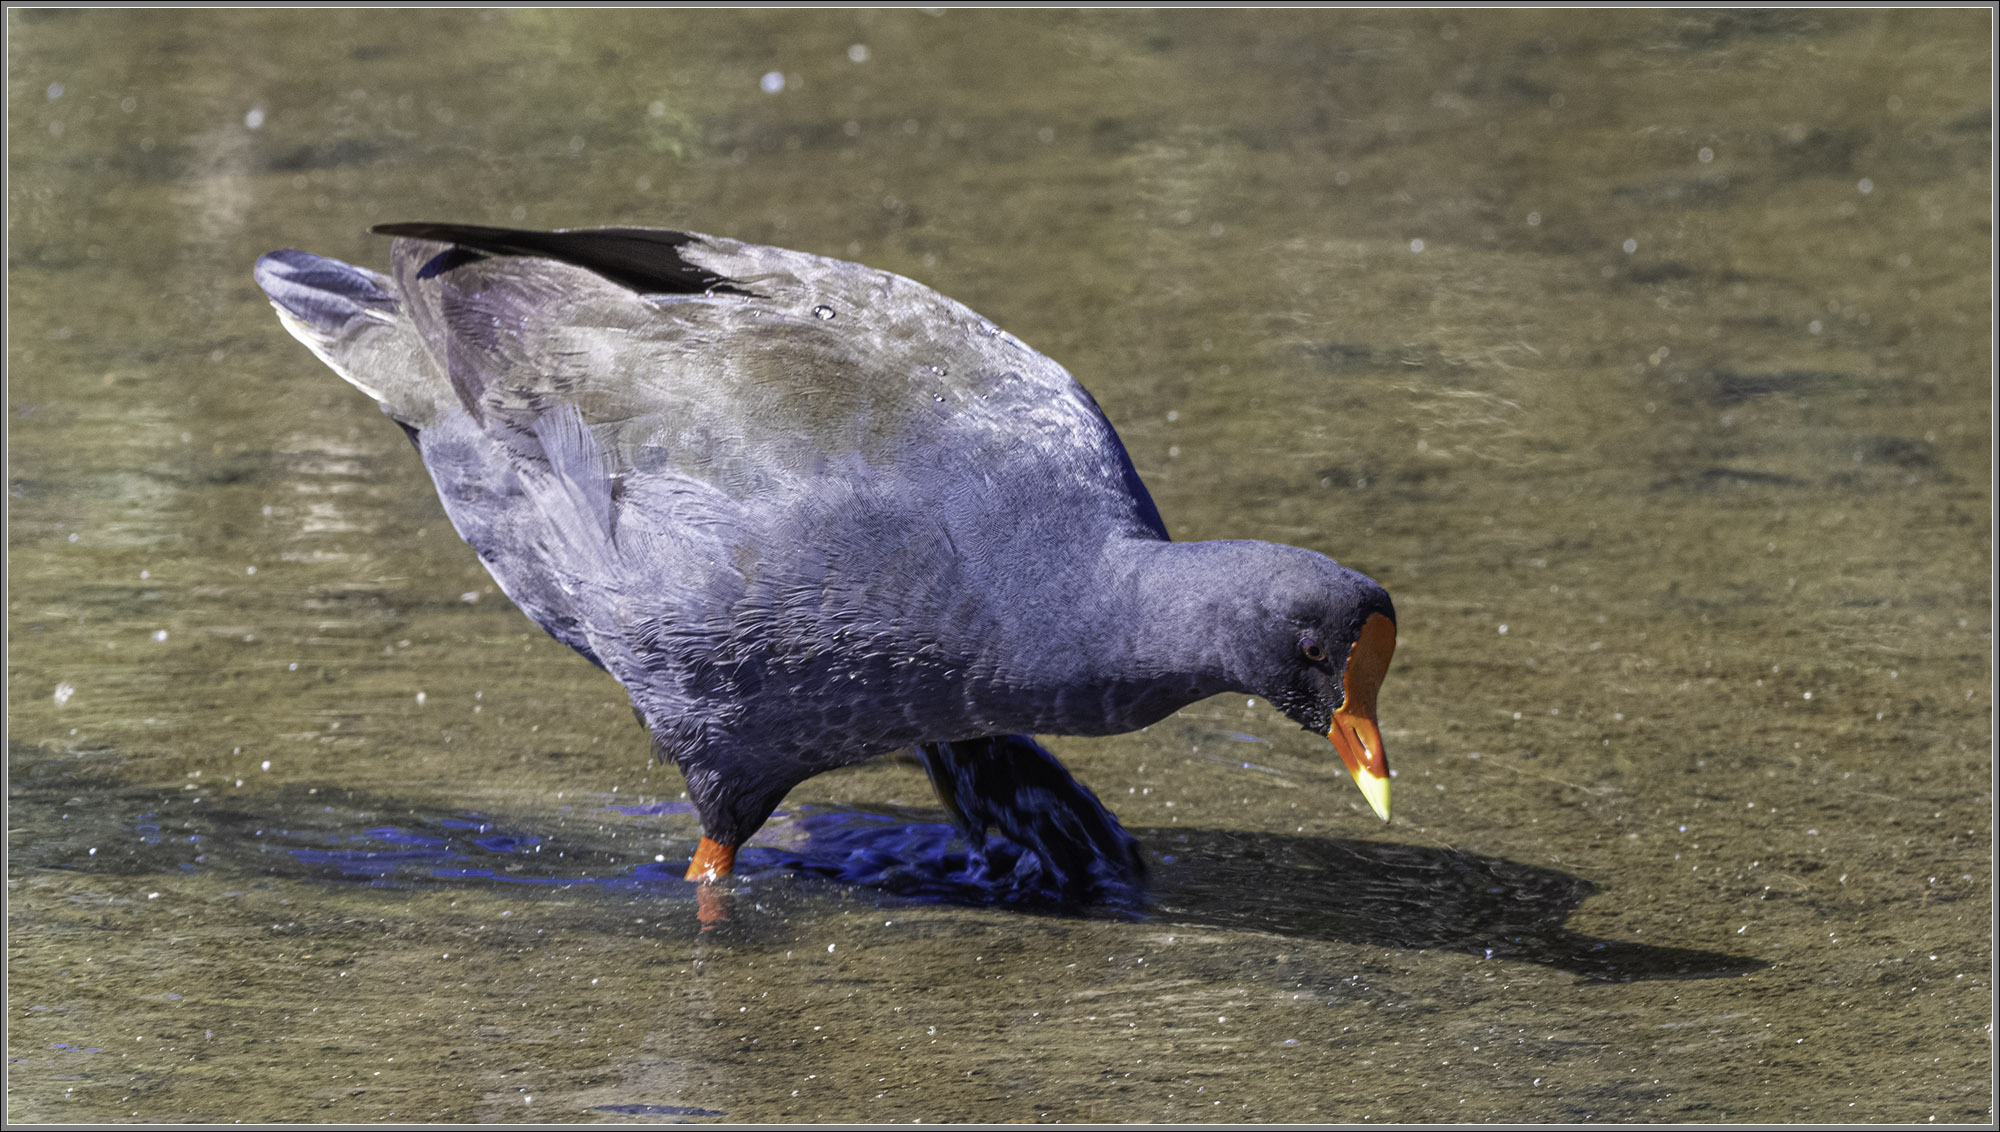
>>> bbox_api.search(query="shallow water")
[7,8,1991,1123]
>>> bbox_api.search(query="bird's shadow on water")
[1159,829,1770,984]
[769,807,1765,984]
[11,752,1758,984]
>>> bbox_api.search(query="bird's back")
[256,225,1169,767]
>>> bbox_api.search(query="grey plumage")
[255,224,1394,889]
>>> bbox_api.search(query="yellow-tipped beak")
[1329,707,1391,821]
[1327,613,1395,822]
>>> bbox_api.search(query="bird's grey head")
[1207,542,1397,820]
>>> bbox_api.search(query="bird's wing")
[369,223,1166,543]
[259,226,1172,739]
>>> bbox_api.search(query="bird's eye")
[1300,637,1328,663]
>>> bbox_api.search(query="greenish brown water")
[8,8,1990,1123]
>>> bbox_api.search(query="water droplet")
[848,44,870,63]
[759,72,785,95]
[812,304,836,320]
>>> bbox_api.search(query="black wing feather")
[369,222,754,297]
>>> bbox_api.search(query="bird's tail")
[253,249,441,428]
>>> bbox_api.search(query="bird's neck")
[1104,537,1286,690]
[984,538,1275,734]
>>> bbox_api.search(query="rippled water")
[9,9,1991,1122]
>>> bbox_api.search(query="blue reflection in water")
[281,802,1141,911]
[288,819,667,889]
[603,801,701,818]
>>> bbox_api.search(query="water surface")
[8,9,1991,1122]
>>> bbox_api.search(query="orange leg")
[685,836,737,882]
